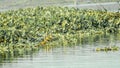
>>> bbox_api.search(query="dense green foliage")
[0,7,120,58]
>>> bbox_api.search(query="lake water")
[0,2,119,12]
[0,34,120,68]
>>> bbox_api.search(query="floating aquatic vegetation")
[96,46,119,52]
[0,7,120,59]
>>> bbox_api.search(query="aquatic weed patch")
[0,7,120,59]
[95,46,119,52]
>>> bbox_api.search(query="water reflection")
[0,45,120,68]
[0,34,120,68]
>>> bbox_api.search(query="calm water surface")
[0,35,120,68]
[0,46,120,68]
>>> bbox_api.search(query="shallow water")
[0,41,120,68]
